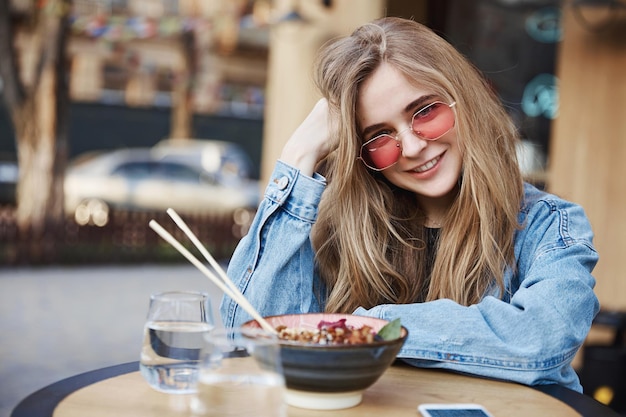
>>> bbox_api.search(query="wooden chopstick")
[148,218,277,334]
[164,209,277,334]
[166,209,246,311]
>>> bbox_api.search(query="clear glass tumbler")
[191,328,286,417]
[139,290,214,394]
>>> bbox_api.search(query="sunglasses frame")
[358,101,457,171]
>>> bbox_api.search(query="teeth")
[415,156,440,173]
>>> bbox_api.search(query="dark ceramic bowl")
[242,313,408,410]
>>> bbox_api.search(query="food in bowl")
[242,313,408,410]
[275,317,402,345]
[275,318,377,345]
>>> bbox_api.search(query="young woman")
[220,17,599,392]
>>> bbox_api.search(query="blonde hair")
[311,17,524,313]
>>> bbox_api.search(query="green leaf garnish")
[377,318,402,341]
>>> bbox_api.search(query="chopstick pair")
[148,208,277,334]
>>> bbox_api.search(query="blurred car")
[153,138,257,182]
[64,142,260,227]
[0,154,18,206]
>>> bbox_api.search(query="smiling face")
[357,62,463,217]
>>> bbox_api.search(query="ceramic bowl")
[242,313,408,410]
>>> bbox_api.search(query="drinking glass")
[139,290,214,394]
[191,328,286,417]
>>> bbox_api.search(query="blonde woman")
[220,17,598,392]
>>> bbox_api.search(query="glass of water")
[139,290,214,394]
[191,328,286,417]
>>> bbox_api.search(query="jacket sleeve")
[220,160,327,328]
[354,194,599,392]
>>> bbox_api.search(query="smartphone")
[418,403,494,417]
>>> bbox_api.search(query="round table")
[11,361,619,417]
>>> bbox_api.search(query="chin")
[415,180,460,201]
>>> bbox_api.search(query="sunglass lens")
[362,135,400,170]
[412,102,455,140]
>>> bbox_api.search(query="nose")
[399,128,427,157]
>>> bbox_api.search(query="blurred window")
[102,63,129,91]
[112,161,152,179]
[108,0,128,14]
[155,67,174,92]
[155,162,201,184]
[162,0,178,15]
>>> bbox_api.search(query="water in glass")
[191,328,286,417]
[139,291,214,394]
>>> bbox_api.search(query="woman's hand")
[280,98,333,177]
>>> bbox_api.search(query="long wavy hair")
[311,17,524,313]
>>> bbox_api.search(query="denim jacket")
[220,160,599,392]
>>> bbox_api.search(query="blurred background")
[0,0,625,416]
